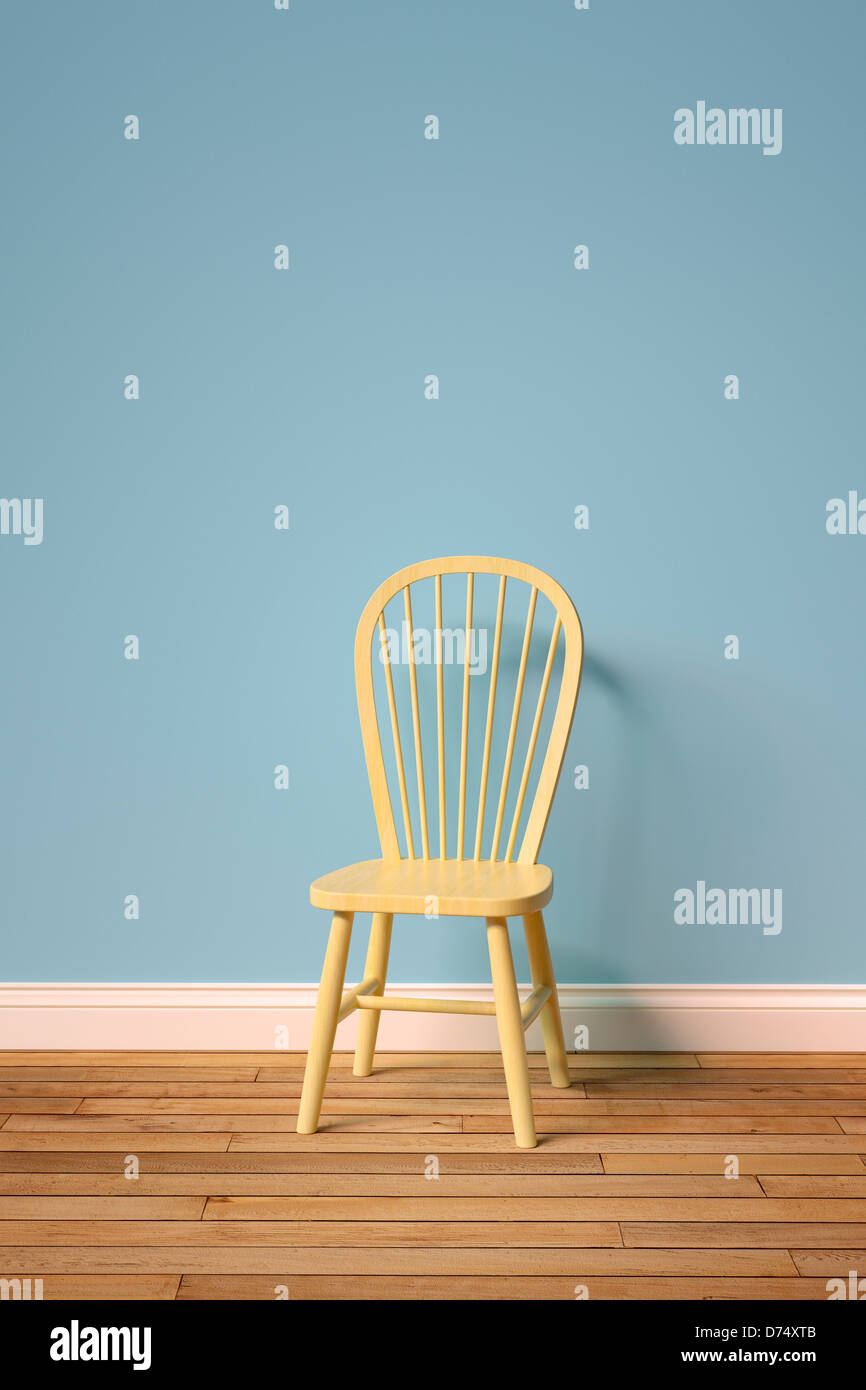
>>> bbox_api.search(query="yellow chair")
[297,556,584,1147]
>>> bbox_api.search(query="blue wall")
[2,1,864,986]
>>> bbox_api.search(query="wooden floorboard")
[0,1049,863,1300]
[0,1173,766,1196]
[0,1245,797,1276]
[602,1152,866,1174]
[177,1275,831,1300]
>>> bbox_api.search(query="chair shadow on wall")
[553,646,794,1054]
[555,647,674,1048]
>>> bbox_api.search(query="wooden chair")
[297,556,584,1147]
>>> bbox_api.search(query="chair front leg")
[523,909,571,1089]
[353,911,393,1077]
[297,910,353,1134]
[486,916,537,1149]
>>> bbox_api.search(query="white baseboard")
[0,983,863,1051]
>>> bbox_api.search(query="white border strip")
[0,984,863,1050]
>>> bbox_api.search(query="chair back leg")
[297,911,354,1134]
[353,912,393,1076]
[523,910,571,1089]
[486,917,537,1148]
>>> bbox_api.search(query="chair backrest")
[355,556,583,866]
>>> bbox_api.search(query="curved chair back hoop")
[354,556,584,867]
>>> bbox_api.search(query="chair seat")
[310,857,553,917]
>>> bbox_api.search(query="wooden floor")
[0,1049,864,1300]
